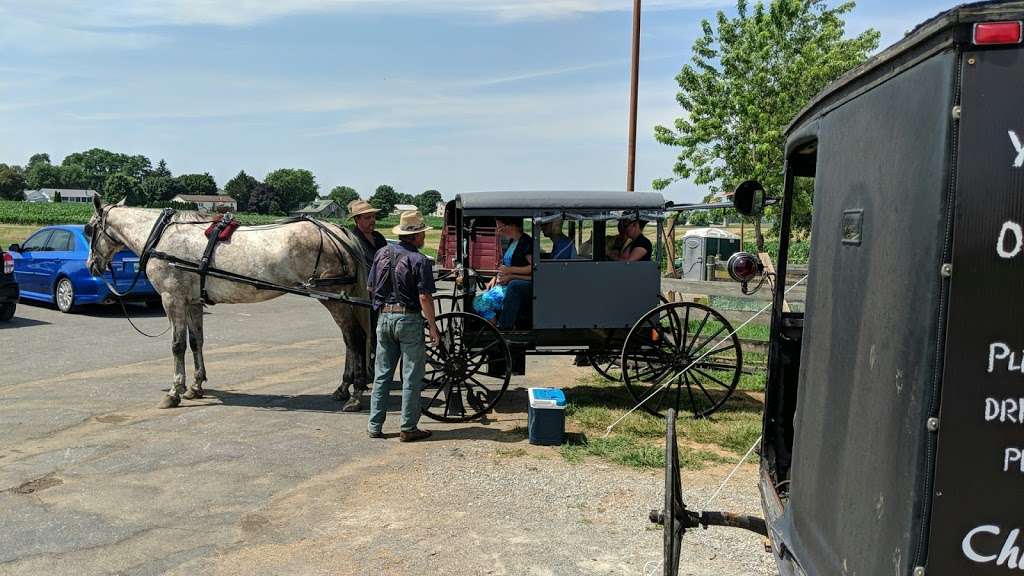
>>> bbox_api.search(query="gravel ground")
[1,297,777,575]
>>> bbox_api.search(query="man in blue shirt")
[366,210,440,442]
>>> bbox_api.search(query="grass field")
[561,372,763,470]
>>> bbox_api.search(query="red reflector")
[974,21,1023,45]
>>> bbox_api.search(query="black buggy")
[651,2,1024,575]
[418,191,747,423]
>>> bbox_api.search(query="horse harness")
[90,206,370,308]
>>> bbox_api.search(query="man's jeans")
[368,311,426,433]
[498,279,531,329]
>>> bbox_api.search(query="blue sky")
[0,0,944,203]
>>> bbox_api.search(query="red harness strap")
[204,214,240,241]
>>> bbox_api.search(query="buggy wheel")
[432,294,464,315]
[587,350,620,381]
[421,311,511,423]
[659,409,686,575]
[621,302,742,418]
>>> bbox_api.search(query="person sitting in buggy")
[539,218,576,260]
[473,216,533,328]
[616,215,652,262]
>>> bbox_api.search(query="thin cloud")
[14,0,732,28]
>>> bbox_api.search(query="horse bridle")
[87,206,176,298]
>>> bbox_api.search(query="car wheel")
[55,277,76,313]
[0,302,14,321]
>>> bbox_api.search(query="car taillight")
[973,21,1023,45]
[3,252,12,275]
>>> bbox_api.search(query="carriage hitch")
[649,508,768,537]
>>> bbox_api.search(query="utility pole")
[626,0,641,192]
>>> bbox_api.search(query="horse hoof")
[183,389,204,400]
[332,388,350,402]
[158,395,181,409]
[341,398,361,412]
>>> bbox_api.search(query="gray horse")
[85,196,371,410]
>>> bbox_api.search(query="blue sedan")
[8,225,160,313]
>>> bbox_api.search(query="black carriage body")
[453,191,665,339]
[762,3,1024,575]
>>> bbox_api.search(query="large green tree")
[247,183,280,214]
[224,170,260,211]
[328,185,360,209]
[415,189,443,215]
[25,161,63,190]
[264,168,318,213]
[0,164,26,200]
[61,148,152,190]
[369,184,399,219]
[654,0,878,248]
[102,172,143,205]
[175,173,218,197]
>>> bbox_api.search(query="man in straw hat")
[347,199,388,269]
[329,199,390,410]
[366,210,440,441]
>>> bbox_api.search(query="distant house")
[291,198,345,219]
[171,194,237,213]
[432,200,446,217]
[393,203,418,214]
[23,188,99,203]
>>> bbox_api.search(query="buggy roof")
[455,191,666,212]
[787,1,1024,138]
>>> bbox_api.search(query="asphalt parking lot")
[0,297,774,576]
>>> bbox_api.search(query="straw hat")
[347,199,380,219]
[392,210,433,236]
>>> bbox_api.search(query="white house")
[23,188,99,203]
[171,194,237,213]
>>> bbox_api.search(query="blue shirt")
[367,241,436,312]
[550,236,577,260]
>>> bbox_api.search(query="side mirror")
[732,180,767,217]
[7,244,20,253]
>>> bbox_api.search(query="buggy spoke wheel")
[621,302,743,418]
[586,332,627,382]
[433,294,464,315]
[421,312,511,423]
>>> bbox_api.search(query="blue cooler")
[528,388,566,446]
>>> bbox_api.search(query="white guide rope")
[603,274,809,437]
[702,434,762,511]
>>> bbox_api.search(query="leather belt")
[381,303,417,314]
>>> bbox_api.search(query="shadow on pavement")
[1,316,51,328]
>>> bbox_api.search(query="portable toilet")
[681,227,742,280]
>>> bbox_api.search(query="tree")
[59,164,89,189]
[152,159,172,178]
[102,172,142,205]
[415,189,442,215]
[653,0,878,249]
[61,148,152,190]
[140,176,183,205]
[328,186,360,208]
[25,162,63,190]
[27,153,51,169]
[369,184,399,219]
[0,164,26,200]
[53,191,62,203]
[175,173,218,197]
[247,183,280,214]
[264,168,318,213]
[224,170,260,211]
[687,210,711,227]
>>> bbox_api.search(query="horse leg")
[158,300,188,409]
[183,302,206,400]
[322,301,369,412]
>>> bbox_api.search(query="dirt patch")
[94,414,132,424]
[11,474,63,495]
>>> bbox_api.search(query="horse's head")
[85,195,125,276]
